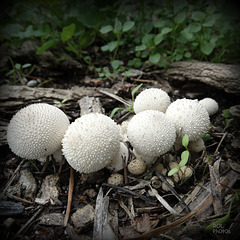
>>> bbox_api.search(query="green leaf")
[61,23,75,42]
[122,21,135,32]
[153,20,167,28]
[179,150,189,168]
[192,11,206,21]
[110,107,125,118]
[222,109,231,118]
[101,41,118,52]
[141,21,153,34]
[114,19,122,32]
[131,83,143,102]
[22,63,32,69]
[180,29,193,41]
[188,22,201,33]
[154,33,163,45]
[174,11,186,24]
[184,51,191,58]
[15,63,21,71]
[100,25,113,34]
[135,44,146,51]
[182,134,189,148]
[128,58,142,68]
[168,167,179,176]
[111,60,120,70]
[200,40,215,55]
[36,39,56,54]
[203,133,211,142]
[161,27,172,35]
[149,53,160,64]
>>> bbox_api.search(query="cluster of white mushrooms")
[7,88,219,187]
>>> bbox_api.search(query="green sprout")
[168,134,190,176]
[110,83,143,118]
[54,99,68,111]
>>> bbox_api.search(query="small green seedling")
[54,99,68,111]
[222,109,233,129]
[205,190,239,232]
[110,83,143,118]
[6,57,35,84]
[168,134,190,176]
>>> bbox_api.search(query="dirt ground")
[0,62,240,240]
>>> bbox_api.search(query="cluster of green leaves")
[168,134,190,176]
[1,0,239,75]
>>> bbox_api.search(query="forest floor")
[0,60,240,240]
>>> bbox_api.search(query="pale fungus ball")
[107,173,123,186]
[7,103,70,159]
[106,142,129,171]
[127,110,176,157]
[62,113,120,173]
[199,98,219,116]
[128,158,146,175]
[188,138,206,152]
[165,99,210,141]
[133,88,171,114]
[133,148,157,166]
[178,166,193,180]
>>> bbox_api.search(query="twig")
[6,192,33,204]
[102,183,156,204]
[64,167,74,227]
[14,206,43,237]
[214,132,228,155]
[1,160,25,199]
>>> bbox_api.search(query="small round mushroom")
[127,110,176,157]
[7,103,70,160]
[62,113,120,173]
[133,88,171,114]
[106,142,129,171]
[188,138,206,152]
[161,177,175,192]
[199,98,219,116]
[128,158,146,175]
[178,166,193,181]
[165,98,210,141]
[107,173,123,186]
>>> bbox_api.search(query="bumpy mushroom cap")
[134,88,171,114]
[199,98,219,116]
[7,103,70,159]
[165,99,210,141]
[127,110,176,157]
[106,142,129,171]
[128,158,146,175]
[62,113,120,173]
[107,173,123,186]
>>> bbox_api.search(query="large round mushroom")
[62,113,120,173]
[133,88,171,114]
[127,110,176,157]
[7,103,70,159]
[165,98,210,141]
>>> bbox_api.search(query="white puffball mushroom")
[199,98,219,116]
[133,148,157,166]
[118,120,130,142]
[133,88,171,114]
[106,142,129,171]
[127,110,176,157]
[62,113,120,173]
[188,138,206,152]
[107,173,123,186]
[166,99,210,141]
[128,158,146,175]
[7,103,70,160]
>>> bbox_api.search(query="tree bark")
[163,60,240,94]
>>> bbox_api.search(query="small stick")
[64,167,74,227]
[214,132,227,155]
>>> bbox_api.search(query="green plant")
[168,134,190,176]
[6,57,35,84]
[100,19,135,61]
[110,83,143,118]
[222,109,233,129]
[54,99,68,111]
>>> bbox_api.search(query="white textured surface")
[199,98,219,116]
[133,88,171,114]
[127,110,176,157]
[62,113,120,173]
[7,103,70,159]
[166,98,210,141]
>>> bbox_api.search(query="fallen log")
[163,60,240,94]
